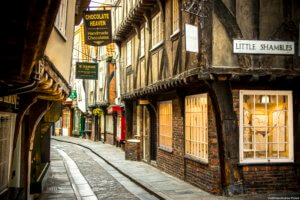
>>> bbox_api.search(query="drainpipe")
[0,65,41,97]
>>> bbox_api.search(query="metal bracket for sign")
[182,0,208,18]
[81,5,121,9]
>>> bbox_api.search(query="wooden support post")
[25,100,52,199]
[208,80,243,195]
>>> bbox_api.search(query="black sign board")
[83,10,112,46]
[76,62,98,80]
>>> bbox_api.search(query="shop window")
[62,109,70,129]
[185,94,208,162]
[0,113,16,192]
[159,101,172,149]
[240,90,293,163]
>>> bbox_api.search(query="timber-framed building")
[112,0,300,195]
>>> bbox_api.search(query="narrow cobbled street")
[39,140,158,200]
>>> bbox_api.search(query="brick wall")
[156,97,222,194]
[125,140,141,161]
[106,132,114,145]
[157,98,185,179]
[185,97,222,194]
[232,90,300,194]
[242,165,300,194]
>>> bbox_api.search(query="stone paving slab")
[52,136,300,200]
[38,149,77,200]
[52,136,221,200]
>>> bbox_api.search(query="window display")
[240,90,293,163]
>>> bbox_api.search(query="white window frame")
[172,0,179,33]
[0,112,16,193]
[140,27,145,58]
[126,40,132,66]
[151,13,163,47]
[158,101,173,150]
[239,90,294,164]
[185,93,208,163]
[55,0,68,38]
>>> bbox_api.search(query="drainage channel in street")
[51,140,159,200]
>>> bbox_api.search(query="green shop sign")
[69,90,77,100]
[76,62,98,80]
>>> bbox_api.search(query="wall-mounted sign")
[138,100,150,105]
[76,62,98,80]
[185,24,199,53]
[233,40,295,55]
[83,10,112,46]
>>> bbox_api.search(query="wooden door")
[143,106,150,161]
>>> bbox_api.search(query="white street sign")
[233,40,295,55]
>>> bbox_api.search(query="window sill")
[184,154,208,165]
[54,26,67,41]
[238,160,294,166]
[170,29,180,41]
[150,41,164,52]
[159,146,173,153]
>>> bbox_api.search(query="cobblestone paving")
[52,140,138,200]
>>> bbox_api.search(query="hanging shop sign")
[185,24,199,53]
[69,90,77,100]
[233,40,295,55]
[83,10,112,46]
[76,62,98,80]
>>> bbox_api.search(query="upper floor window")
[172,0,179,32]
[140,27,145,57]
[240,90,293,163]
[126,40,132,66]
[152,13,163,46]
[55,0,67,37]
[185,94,208,162]
[159,101,172,149]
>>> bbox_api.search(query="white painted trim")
[158,100,173,149]
[239,90,293,164]
[184,93,208,162]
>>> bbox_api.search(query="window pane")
[278,95,288,110]
[255,150,266,159]
[268,143,278,159]
[279,143,289,158]
[244,151,254,159]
